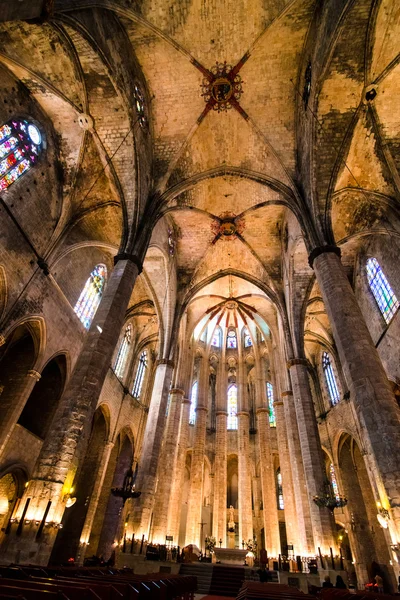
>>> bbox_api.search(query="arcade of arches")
[0,0,400,591]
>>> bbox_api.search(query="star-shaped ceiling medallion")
[193,54,250,123]
[201,61,243,113]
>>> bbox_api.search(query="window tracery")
[211,327,222,348]
[134,84,146,128]
[227,329,237,349]
[74,264,107,329]
[227,383,238,430]
[277,468,284,510]
[322,351,340,406]
[244,329,252,347]
[189,381,198,425]
[132,350,148,400]
[266,382,276,427]
[114,324,132,379]
[366,257,399,324]
[330,463,340,501]
[0,119,42,191]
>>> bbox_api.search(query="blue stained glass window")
[114,324,132,379]
[74,264,107,329]
[266,382,276,427]
[366,258,399,324]
[227,384,238,430]
[227,329,237,349]
[322,352,340,406]
[0,119,42,192]
[189,381,198,425]
[132,350,147,399]
[244,330,252,347]
[211,327,222,347]
[277,469,284,510]
[330,463,340,501]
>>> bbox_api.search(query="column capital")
[237,411,249,417]
[170,388,184,396]
[156,358,175,368]
[182,398,191,405]
[308,244,341,269]
[216,410,228,417]
[27,369,41,381]
[281,390,293,397]
[287,358,308,368]
[113,253,143,273]
[256,407,269,415]
[273,400,284,407]
[196,405,208,413]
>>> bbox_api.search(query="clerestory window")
[0,119,42,192]
[227,384,238,430]
[74,264,107,329]
[266,382,276,427]
[114,324,132,379]
[366,257,399,324]
[132,350,147,400]
[322,352,340,406]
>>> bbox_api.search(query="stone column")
[255,359,280,557]
[131,359,174,539]
[281,390,314,554]
[238,411,253,544]
[1,257,140,565]
[273,399,299,553]
[151,388,184,543]
[215,411,227,546]
[288,358,336,553]
[185,356,208,547]
[77,440,114,564]
[167,397,191,542]
[311,247,400,535]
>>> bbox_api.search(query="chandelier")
[111,464,141,505]
[313,481,347,512]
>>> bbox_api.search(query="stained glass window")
[114,324,132,379]
[366,258,399,324]
[227,329,237,349]
[189,381,198,425]
[134,84,146,128]
[0,119,42,192]
[330,463,340,501]
[322,352,340,406]
[211,327,222,347]
[227,384,238,430]
[74,264,107,329]
[244,330,252,347]
[132,350,147,400]
[266,382,276,427]
[277,469,284,510]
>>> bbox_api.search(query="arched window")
[330,463,340,501]
[132,350,147,400]
[227,384,238,430]
[276,468,284,510]
[74,264,107,329]
[227,329,237,349]
[189,381,198,425]
[266,382,276,427]
[322,352,340,406]
[244,329,252,347]
[211,327,222,348]
[0,119,42,191]
[366,257,399,324]
[114,324,132,379]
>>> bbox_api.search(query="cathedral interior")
[0,0,400,594]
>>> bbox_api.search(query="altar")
[214,547,247,565]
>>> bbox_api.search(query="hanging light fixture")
[111,463,141,505]
[313,480,347,512]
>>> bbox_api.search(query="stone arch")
[17,354,67,441]
[0,321,43,450]
[227,454,239,511]
[0,466,27,542]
